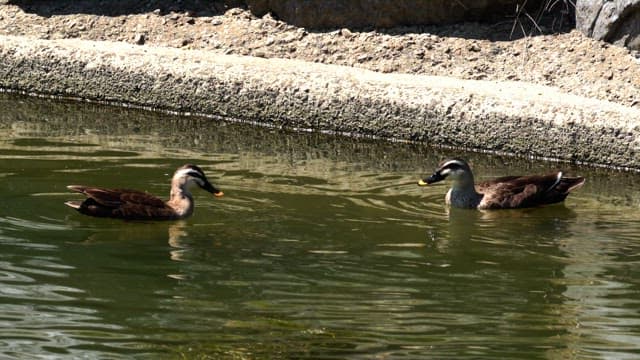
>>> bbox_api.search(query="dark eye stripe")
[187,171,205,179]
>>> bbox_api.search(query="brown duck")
[418,158,585,210]
[65,164,223,220]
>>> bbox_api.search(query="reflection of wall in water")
[2,93,639,203]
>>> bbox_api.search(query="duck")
[65,164,224,220]
[418,158,585,210]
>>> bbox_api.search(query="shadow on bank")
[8,0,574,40]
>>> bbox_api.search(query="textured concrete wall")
[1,35,639,169]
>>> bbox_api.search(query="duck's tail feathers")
[67,185,87,193]
[64,201,83,209]
[562,176,586,193]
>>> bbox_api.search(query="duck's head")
[173,164,224,197]
[418,158,473,186]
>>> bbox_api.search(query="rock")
[604,70,614,80]
[225,8,246,17]
[174,38,193,47]
[134,33,146,45]
[340,28,353,38]
[468,43,481,52]
[356,54,370,63]
[244,0,545,29]
[576,0,640,50]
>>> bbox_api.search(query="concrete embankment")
[1,35,639,169]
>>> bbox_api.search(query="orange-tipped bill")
[418,171,446,186]
[202,180,224,198]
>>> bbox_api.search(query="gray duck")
[418,158,585,210]
[65,164,223,220]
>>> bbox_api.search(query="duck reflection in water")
[71,220,188,245]
[444,205,579,247]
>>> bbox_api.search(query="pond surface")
[2,92,640,359]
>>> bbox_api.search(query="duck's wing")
[477,173,585,209]
[66,185,176,220]
[67,185,166,207]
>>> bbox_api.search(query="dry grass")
[510,0,576,38]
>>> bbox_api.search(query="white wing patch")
[547,171,562,192]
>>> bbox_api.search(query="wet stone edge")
[1,35,639,170]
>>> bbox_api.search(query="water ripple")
[4,92,640,358]
[0,216,69,232]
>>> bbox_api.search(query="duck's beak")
[418,172,446,186]
[202,181,224,198]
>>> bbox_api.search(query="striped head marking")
[437,158,470,178]
[174,164,223,196]
[419,158,471,186]
[174,164,207,185]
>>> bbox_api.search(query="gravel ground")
[1,2,639,108]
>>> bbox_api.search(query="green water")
[2,92,640,359]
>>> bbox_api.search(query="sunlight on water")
[2,93,640,359]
